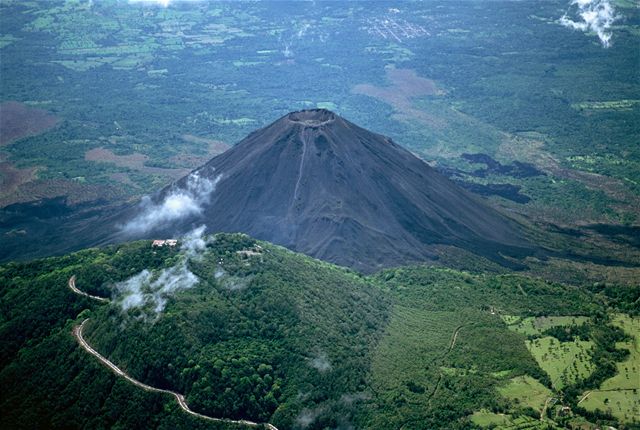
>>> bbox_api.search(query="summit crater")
[115,109,537,272]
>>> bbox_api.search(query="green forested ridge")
[85,234,391,428]
[0,242,242,430]
[0,234,637,429]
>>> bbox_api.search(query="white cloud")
[181,225,210,259]
[295,406,326,429]
[560,0,619,48]
[122,171,221,235]
[116,261,199,315]
[220,275,251,291]
[309,351,332,372]
[115,226,214,318]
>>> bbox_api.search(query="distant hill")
[114,109,537,272]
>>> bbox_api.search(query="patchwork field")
[502,316,590,337]
[581,390,639,424]
[498,375,553,414]
[84,147,189,179]
[0,158,37,204]
[1,0,639,268]
[526,337,595,390]
[0,101,59,146]
[470,411,561,430]
[502,314,596,390]
[579,314,640,423]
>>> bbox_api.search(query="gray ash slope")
[121,109,537,272]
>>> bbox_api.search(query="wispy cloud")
[116,262,198,315]
[295,406,326,429]
[560,0,619,48]
[115,226,210,318]
[181,224,210,259]
[122,171,221,235]
[309,351,332,372]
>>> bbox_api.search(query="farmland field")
[502,316,591,337]
[526,337,595,390]
[579,314,640,423]
[0,101,59,146]
[497,375,553,413]
[471,412,561,430]
[1,1,639,429]
[0,0,639,267]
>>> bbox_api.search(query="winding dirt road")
[74,319,278,430]
[427,324,466,405]
[68,275,110,303]
[576,388,635,406]
[69,275,278,430]
[540,397,553,420]
[447,325,464,354]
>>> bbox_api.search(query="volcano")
[117,109,536,272]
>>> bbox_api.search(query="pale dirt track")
[578,391,592,405]
[540,397,552,420]
[427,324,466,405]
[576,388,636,406]
[68,275,110,303]
[70,275,278,430]
[447,325,464,354]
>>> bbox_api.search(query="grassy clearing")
[601,315,640,391]
[492,369,514,379]
[579,314,640,423]
[112,55,153,70]
[364,44,414,62]
[471,410,511,427]
[498,375,552,412]
[614,0,639,8]
[581,390,639,423]
[52,59,105,72]
[51,54,152,72]
[526,337,595,389]
[470,411,561,429]
[502,315,590,337]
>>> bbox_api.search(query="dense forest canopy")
[1,0,639,429]
[1,234,638,429]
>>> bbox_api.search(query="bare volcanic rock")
[119,109,536,272]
